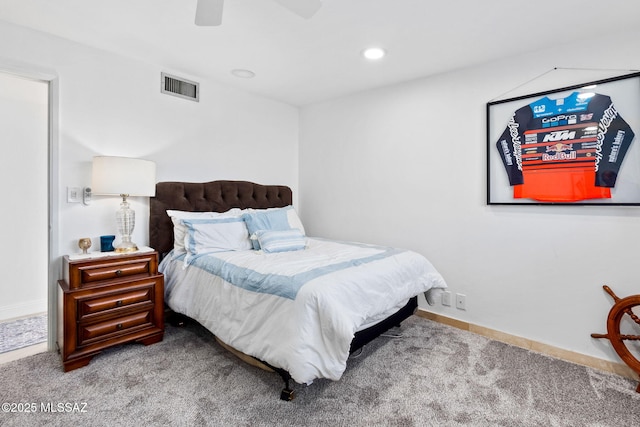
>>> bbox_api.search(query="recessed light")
[362,47,386,60]
[231,69,255,78]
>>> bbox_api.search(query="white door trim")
[0,64,59,352]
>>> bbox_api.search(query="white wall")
[299,29,640,365]
[55,49,299,256]
[0,21,298,327]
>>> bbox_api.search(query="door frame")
[1,64,59,351]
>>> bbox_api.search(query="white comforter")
[160,237,447,384]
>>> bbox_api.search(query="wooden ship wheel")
[591,285,640,393]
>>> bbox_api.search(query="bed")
[150,180,447,400]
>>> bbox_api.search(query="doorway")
[0,71,49,361]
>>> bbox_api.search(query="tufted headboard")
[149,180,293,258]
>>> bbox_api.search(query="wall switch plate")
[441,290,451,306]
[67,186,81,203]
[456,293,466,310]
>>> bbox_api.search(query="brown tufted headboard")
[149,180,293,258]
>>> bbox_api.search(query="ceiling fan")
[195,0,322,26]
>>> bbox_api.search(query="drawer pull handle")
[115,270,122,276]
[116,323,123,330]
[116,300,123,307]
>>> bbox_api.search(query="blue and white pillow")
[242,206,306,249]
[181,217,252,256]
[254,229,306,253]
[167,208,243,254]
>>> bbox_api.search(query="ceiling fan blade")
[195,0,224,26]
[273,0,322,19]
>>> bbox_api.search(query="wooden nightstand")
[57,250,165,372]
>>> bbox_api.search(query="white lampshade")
[91,156,156,253]
[91,156,156,197]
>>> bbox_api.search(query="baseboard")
[416,309,639,381]
[0,300,47,322]
[0,342,47,366]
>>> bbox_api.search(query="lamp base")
[115,195,138,253]
[115,242,139,253]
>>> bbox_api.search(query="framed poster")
[487,72,640,205]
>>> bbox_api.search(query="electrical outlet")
[441,290,452,306]
[456,293,466,310]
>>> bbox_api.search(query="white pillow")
[182,217,252,255]
[166,208,243,254]
[254,229,307,253]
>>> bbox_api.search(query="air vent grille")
[161,72,199,102]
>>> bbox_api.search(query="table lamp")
[91,156,156,253]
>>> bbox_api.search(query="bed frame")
[149,180,417,400]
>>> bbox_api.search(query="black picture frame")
[487,72,640,205]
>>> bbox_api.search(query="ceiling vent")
[161,72,199,102]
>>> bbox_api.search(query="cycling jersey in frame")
[496,92,635,202]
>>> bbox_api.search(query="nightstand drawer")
[80,261,150,284]
[64,253,158,290]
[78,310,153,345]
[78,285,154,319]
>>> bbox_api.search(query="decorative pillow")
[166,208,243,254]
[242,206,305,249]
[182,217,252,255]
[254,229,306,253]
